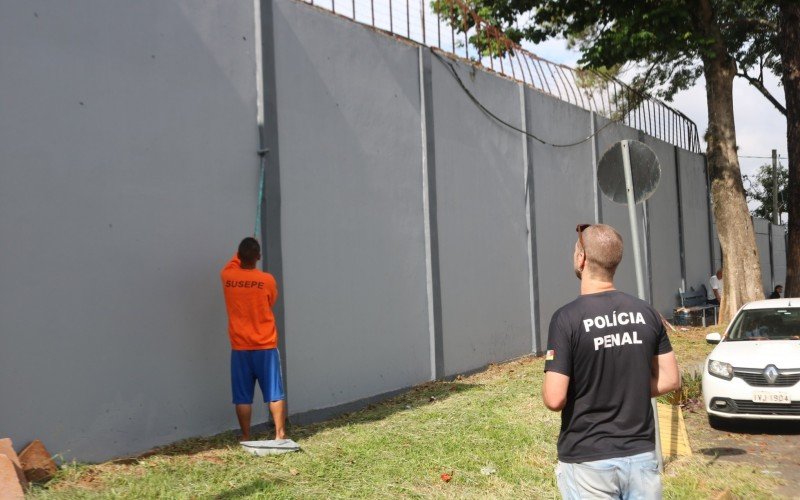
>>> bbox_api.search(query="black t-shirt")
[544,290,673,463]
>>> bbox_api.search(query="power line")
[738,154,788,159]
[433,51,621,148]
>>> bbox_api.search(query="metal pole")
[591,112,599,224]
[772,149,780,225]
[621,140,663,472]
[520,83,538,354]
[622,141,647,299]
[419,48,436,381]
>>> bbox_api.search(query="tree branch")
[722,17,777,32]
[736,71,787,115]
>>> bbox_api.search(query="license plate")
[752,391,791,404]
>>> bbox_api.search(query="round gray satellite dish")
[597,140,661,204]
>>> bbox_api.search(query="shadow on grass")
[289,380,482,440]
[118,379,482,461]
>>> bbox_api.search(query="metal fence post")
[419,47,443,380]
[520,83,539,354]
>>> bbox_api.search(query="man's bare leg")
[235,404,252,441]
[269,399,287,439]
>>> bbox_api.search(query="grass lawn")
[32,325,781,499]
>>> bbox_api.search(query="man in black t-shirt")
[543,224,680,499]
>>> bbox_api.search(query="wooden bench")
[673,285,718,327]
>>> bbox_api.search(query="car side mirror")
[706,332,722,344]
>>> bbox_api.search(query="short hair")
[775,285,783,291]
[237,237,261,264]
[582,224,623,280]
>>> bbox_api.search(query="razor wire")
[298,0,702,153]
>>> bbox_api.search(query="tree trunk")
[696,0,765,322]
[779,1,800,298]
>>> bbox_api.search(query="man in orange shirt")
[221,237,286,441]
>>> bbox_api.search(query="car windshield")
[726,308,800,341]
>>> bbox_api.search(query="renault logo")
[763,365,780,384]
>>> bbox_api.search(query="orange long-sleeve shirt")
[220,255,279,350]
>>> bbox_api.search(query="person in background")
[221,237,287,442]
[707,268,723,305]
[543,223,680,500]
[769,285,783,299]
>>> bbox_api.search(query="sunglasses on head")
[576,224,591,253]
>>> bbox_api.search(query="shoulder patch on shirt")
[545,350,555,361]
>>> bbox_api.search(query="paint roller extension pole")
[621,140,664,473]
[254,149,269,240]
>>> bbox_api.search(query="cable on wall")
[432,50,623,148]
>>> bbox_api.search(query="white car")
[702,298,800,426]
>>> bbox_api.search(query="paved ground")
[683,403,800,498]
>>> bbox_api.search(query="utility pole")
[772,149,780,225]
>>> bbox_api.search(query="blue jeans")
[556,451,661,500]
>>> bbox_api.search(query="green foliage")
[743,162,788,222]
[659,370,703,406]
[431,0,778,102]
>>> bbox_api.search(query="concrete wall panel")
[527,92,594,349]
[712,226,723,273]
[678,150,713,292]
[642,137,682,316]
[0,1,259,461]
[772,224,787,290]
[754,218,772,294]
[430,57,533,375]
[271,0,432,412]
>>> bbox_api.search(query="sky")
[527,38,789,182]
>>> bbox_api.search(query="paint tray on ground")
[241,439,300,456]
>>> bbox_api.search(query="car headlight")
[708,359,733,380]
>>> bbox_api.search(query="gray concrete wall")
[677,150,714,292]
[754,218,772,294]
[527,93,594,350]
[429,58,533,375]
[642,137,683,316]
[772,224,787,290]
[0,1,260,461]
[7,0,782,462]
[269,0,432,413]
[712,222,723,273]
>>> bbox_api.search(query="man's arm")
[713,287,721,301]
[651,351,680,397]
[267,275,279,307]
[223,254,242,271]
[542,371,570,411]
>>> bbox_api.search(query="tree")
[727,1,800,297]
[777,1,800,297]
[434,0,766,321]
[743,163,788,222]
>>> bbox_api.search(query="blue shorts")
[230,349,285,404]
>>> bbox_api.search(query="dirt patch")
[683,405,800,498]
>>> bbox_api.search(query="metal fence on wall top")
[298,0,702,153]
